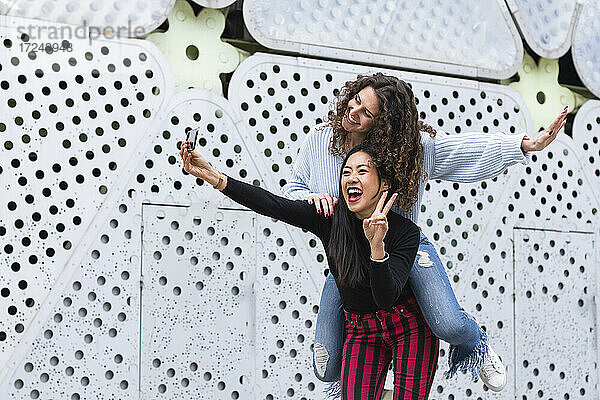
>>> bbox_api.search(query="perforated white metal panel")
[141,202,256,399]
[514,228,597,399]
[572,99,600,203]
[423,125,600,398]
[1,0,175,37]
[251,214,327,400]
[429,129,600,397]
[132,89,328,400]
[242,0,523,79]
[572,1,600,98]
[0,82,277,397]
[0,15,173,393]
[507,0,581,59]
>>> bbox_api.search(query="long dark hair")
[327,73,436,211]
[328,144,398,288]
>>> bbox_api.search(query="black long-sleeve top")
[222,177,420,313]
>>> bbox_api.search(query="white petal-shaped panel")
[507,0,580,58]
[0,84,328,399]
[572,1,600,98]
[515,229,596,398]
[572,100,600,189]
[0,14,173,387]
[141,203,258,399]
[1,0,175,37]
[243,0,523,79]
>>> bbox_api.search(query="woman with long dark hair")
[283,72,568,394]
[180,142,439,399]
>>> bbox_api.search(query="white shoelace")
[481,354,503,376]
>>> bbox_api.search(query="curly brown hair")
[327,73,436,211]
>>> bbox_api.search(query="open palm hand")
[522,107,568,152]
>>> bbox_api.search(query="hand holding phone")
[185,128,199,151]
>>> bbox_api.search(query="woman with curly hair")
[181,142,439,399]
[283,73,568,395]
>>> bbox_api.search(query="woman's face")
[341,151,388,219]
[341,86,380,135]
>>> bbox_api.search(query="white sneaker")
[479,347,506,392]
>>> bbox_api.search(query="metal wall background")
[242,0,523,79]
[514,228,597,399]
[141,202,257,398]
[0,13,599,400]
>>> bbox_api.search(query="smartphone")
[186,128,199,151]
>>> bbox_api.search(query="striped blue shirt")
[282,125,529,223]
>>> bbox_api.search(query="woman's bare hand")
[180,142,221,187]
[308,193,338,218]
[363,192,398,259]
[522,106,568,152]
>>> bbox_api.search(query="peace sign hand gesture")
[363,192,398,259]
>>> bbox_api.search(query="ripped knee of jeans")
[314,342,329,379]
[417,250,434,267]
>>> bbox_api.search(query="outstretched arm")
[180,142,325,237]
[428,107,568,182]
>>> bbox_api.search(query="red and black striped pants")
[341,296,439,400]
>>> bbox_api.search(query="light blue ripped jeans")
[313,232,488,396]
